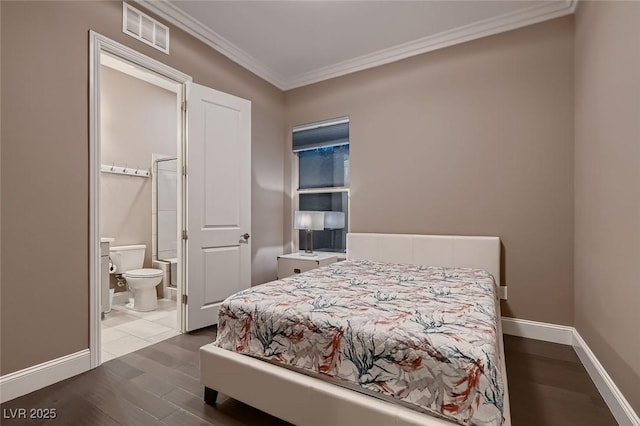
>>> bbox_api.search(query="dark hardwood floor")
[504,335,617,426]
[1,330,617,425]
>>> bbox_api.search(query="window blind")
[292,117,349,152]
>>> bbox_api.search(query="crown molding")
[284,0,577,89]
[136,0,288,89]
[570,0,580,14]
[137,0,576,91]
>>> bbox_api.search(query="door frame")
[89,31,192,368]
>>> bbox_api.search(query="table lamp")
[294,211,325,255]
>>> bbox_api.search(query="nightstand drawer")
[276,253,338,279]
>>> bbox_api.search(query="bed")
[200,233,511,426]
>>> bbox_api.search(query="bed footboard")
[199,344,458,426]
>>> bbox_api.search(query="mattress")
[214,260,505,426]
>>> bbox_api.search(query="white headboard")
[347,233,501,284]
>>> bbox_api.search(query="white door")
[185,82,251,331]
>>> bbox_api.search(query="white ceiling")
[140,0,576,90]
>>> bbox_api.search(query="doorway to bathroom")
[97,51,183,363]
[89,32,252,369]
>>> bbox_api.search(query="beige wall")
[100,65,178,269]
[284,17,575,325]
[0,0,3,333]
[574,0,640,413]
[0,1,285,375]
[3,2,637,414]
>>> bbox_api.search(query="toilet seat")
[124,268,163,278]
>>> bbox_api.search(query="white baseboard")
[572,330,640,426]
[501,317,574,344]
[501,317,639,426]
[0,349,91,404]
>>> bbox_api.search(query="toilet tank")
[109,245,145,273]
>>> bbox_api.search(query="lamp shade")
[324,211,345,229]
[294,211,324,231]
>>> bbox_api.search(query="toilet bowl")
[109,245,163,312]
[123,268,163,312]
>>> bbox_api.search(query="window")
[293,117,349,253]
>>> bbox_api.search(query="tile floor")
[101,298,179,362]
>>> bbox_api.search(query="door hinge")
[181,100,187,112]
[182,165,187,177]
[182,294,187,304]
[182,230,188,240]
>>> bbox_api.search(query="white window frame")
[291,118,350,257]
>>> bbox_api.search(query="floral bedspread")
[214,260,504,426]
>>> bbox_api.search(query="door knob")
[242,233,250,240]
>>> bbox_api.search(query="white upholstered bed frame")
[200,233,511,426]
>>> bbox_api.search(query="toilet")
[109,245,163,312]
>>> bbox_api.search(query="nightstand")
[277,252,338,279]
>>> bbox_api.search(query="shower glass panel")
[156,158,178,262]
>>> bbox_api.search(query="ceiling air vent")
[122,3,169,54]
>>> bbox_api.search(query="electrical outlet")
[499,286,508,300]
